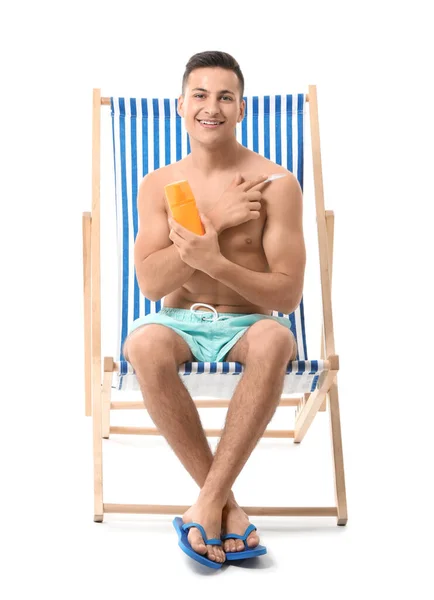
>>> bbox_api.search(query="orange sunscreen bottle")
[164,180,205,236]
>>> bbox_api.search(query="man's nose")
[204,98,220,115]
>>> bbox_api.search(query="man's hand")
[206,173,270,233]
[168,213,223,276]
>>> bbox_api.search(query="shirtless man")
[123,51,306,566]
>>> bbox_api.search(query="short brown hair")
[182,51,244,100]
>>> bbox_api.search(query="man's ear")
[177,95,184,118]
[237,98,246,123]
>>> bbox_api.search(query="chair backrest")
[110,94,309,362]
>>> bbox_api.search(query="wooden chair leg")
[102,358,113,438]
[91,88,103,522]
[319,210,335,412]
[93,363,103,522]
[82,212,92,417]
[328,378,348,525]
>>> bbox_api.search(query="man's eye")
[194,94,205,98]
[222,96,233,101]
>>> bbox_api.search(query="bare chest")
[194,186,268,257]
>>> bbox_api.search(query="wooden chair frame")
[83,86,347,526]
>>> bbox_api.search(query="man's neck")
[186,139,243,176]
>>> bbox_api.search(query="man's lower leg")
[198,352,288,507]
[134,358,234,563]
[134,360,237,504]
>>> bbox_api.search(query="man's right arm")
[134,173,199,301]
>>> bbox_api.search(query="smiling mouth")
[197,120,224,127]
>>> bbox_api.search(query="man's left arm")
[208,173,306,314]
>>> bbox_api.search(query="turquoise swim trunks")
[125,303,295,363]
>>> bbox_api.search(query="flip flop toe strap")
[221,524,257,549]
[182,521,222,546]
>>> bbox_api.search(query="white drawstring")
[190,303,224,322]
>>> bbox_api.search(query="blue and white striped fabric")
[110,94,325,394]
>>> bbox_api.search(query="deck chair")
[83,86,347,526]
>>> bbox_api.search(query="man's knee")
[123,324,176,367]
[247,321,296,362]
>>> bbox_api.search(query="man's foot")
[182,502,226,564]
[221,500,260,553]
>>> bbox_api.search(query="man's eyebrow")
[191,87,236,95]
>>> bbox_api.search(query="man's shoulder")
[245,153,301,208]
[138,161,186,194]
[243,150,295,181]
[137,162,187,215]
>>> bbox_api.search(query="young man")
[122,51,306,566]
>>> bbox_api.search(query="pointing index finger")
[241,175,270,191]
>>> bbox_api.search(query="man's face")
[178,67,245,144]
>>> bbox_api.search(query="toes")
[223,538,243,552]
[223,539,236,553]
[186,526,225,562]
[217,547,226,563]
[223,533,259,552]
[207,545,225,563]
[189,530,206,555]
[247,532,260,548]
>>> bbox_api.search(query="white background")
[2,0,433,597]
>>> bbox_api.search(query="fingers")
[229,172,244,188]
[249,201,262,212]
[168,227,179,243]
[246,190,262,201]
[241,175,270,191]
[249,178,273,192]
[168,217,187,240]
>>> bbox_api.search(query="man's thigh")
[123,324,196,366]
[225,319,297,365]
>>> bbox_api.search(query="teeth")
[200,121,220,125]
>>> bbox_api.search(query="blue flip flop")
[172,516,224,569]
[222,524,267,561]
